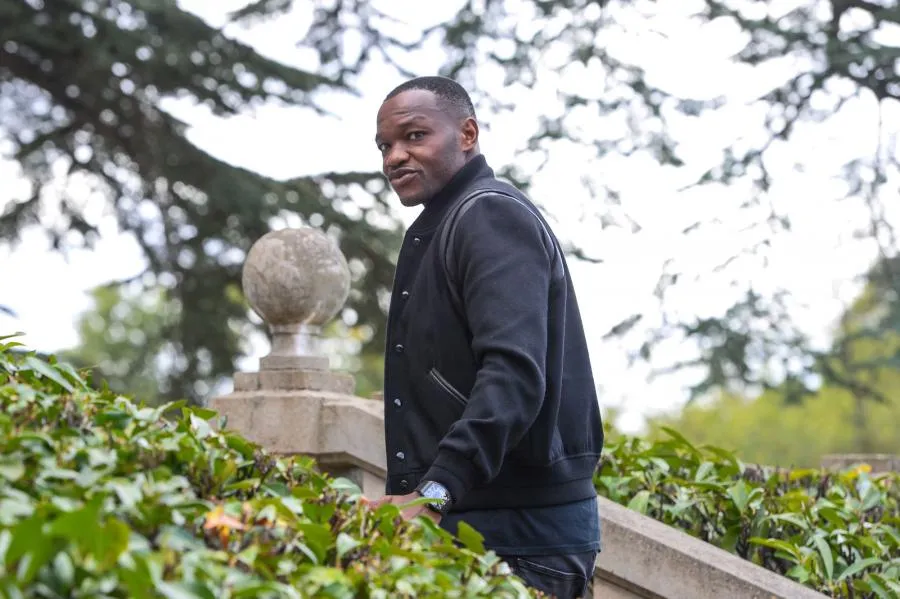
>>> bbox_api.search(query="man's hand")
[362,492,442,524]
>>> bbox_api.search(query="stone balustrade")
[210,227,386,498]
[212,226,827,599]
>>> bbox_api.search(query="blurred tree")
[626,0,900,405]
[646,256,900,466]
[318,317,386,399]
[261,0,900,407]
[5,0,899,409]
[0,0,402,403]
[822,255,900,451]
[65,282,385,403]
[63,286,174,403]
[645,380,900,468]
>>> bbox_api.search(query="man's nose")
[384,144,408,168]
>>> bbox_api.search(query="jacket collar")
[408,154,494,233]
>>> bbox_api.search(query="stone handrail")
[593,496,825,598]
[212,227,827,599]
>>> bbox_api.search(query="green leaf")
[330,477,362,496]
[700,445,741,468]
[694,461,715,481]
[156,581,211,599]
[627,490,651,514]
[6,515,53,584]
[456,521,486,554]
[868,574,894,599]
[748,537,803,562]
[659,427,702,457]
[48,498,103,541]
[720,526,740,554]
[232,582,300,599]
[225,434,256,458]
[837,557,883,581]
[788,468,820,481]
[786,564,811,584]
[23,356,74,392]
[187,407,218,421]
[188,413,213,439]
[99,518,131,567]
[224,478,260,492]
[860,485,884,512]
[118,556,156,599]
[0,496,34,525]
[335,532,360,558]
[296,523,332,563]
[0,460,25,482]
[54,361,87,389]
[94,410,132,428]
[764,513,809,530]
[812,534,834,580]
[52,552,75,587]
[727,480,751,514]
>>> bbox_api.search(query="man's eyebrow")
[397,114,430,126]
[375,114,431,144]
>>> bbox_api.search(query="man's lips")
[389,170,419,187]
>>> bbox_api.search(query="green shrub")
[0,335,535,598]
[596,428,900,598]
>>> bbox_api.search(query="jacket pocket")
[428,368,468,409]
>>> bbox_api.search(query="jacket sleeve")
[421,193,556,505]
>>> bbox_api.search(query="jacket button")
[395,451,405,461]
[394,344,404,354]
[393,397,402,408]
[399,479,409,491]
[401,290,409,299]
[412,237,421,246]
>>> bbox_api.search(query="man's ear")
[460,117,479,151]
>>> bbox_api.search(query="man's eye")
[377,143,388,153]
[408,131,425,141]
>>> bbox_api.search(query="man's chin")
[396,190,427,207]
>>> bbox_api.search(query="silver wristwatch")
[415,480,452,515]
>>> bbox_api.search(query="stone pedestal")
[210,227,386,499]
[211,374,386,498]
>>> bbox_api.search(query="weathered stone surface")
[242,228,350,362]
[242,227,350,329]
[592,579,645,599]
[822,453,900,473]
[259,370,355,394]
[209,392,386,477]
[259,355,330,372]
[233,370,355,393]
[595,496,828,599]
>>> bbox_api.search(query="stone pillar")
[210,227,387,498]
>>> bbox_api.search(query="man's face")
[375,89,476,207]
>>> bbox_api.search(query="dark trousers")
[499,551,598,599]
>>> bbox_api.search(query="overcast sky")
[1,0,897,432]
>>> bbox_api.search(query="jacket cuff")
[423,449,480,506]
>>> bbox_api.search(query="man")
[368,76,604,599]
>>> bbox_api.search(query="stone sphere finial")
[242,227,351,370]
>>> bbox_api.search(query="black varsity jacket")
[382,154,604,512]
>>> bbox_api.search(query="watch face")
[421,482,448,500]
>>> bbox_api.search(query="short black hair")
[384,76,476,121]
